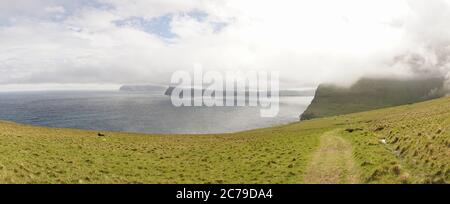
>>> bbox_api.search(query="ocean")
[0,91,313,134]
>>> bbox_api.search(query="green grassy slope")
[337,97,450,183]
[0,121,323,184]
[301,77,445,120]
[0,97,449,184]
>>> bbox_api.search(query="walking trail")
[303,130,360,184]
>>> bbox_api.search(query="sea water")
[0,91,313,134]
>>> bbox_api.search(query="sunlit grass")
[0,96,448,183]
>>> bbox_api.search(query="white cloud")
[0,0,450,90]
[45,6,66,14]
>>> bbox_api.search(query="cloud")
[45,6,66,14]
[0,0,450,90]
[389,0,450,87]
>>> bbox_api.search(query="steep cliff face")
[301,77,446,120]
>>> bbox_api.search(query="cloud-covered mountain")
[1,0,450,91]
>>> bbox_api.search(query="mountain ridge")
[301,77,446,120]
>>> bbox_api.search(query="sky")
[1,0,450,91]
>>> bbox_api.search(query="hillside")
[0,97,449,183]
[301,77,446,120]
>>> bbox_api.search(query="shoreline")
[0,118,303,137]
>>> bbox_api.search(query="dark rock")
[345,128,355,133]
[345,128,363,133]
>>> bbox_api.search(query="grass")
[0,96,449,184]
[336,97,450,183]
[303,130,359,184]
[0,120,322,183]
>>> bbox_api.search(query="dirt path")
[303,130,360,184]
